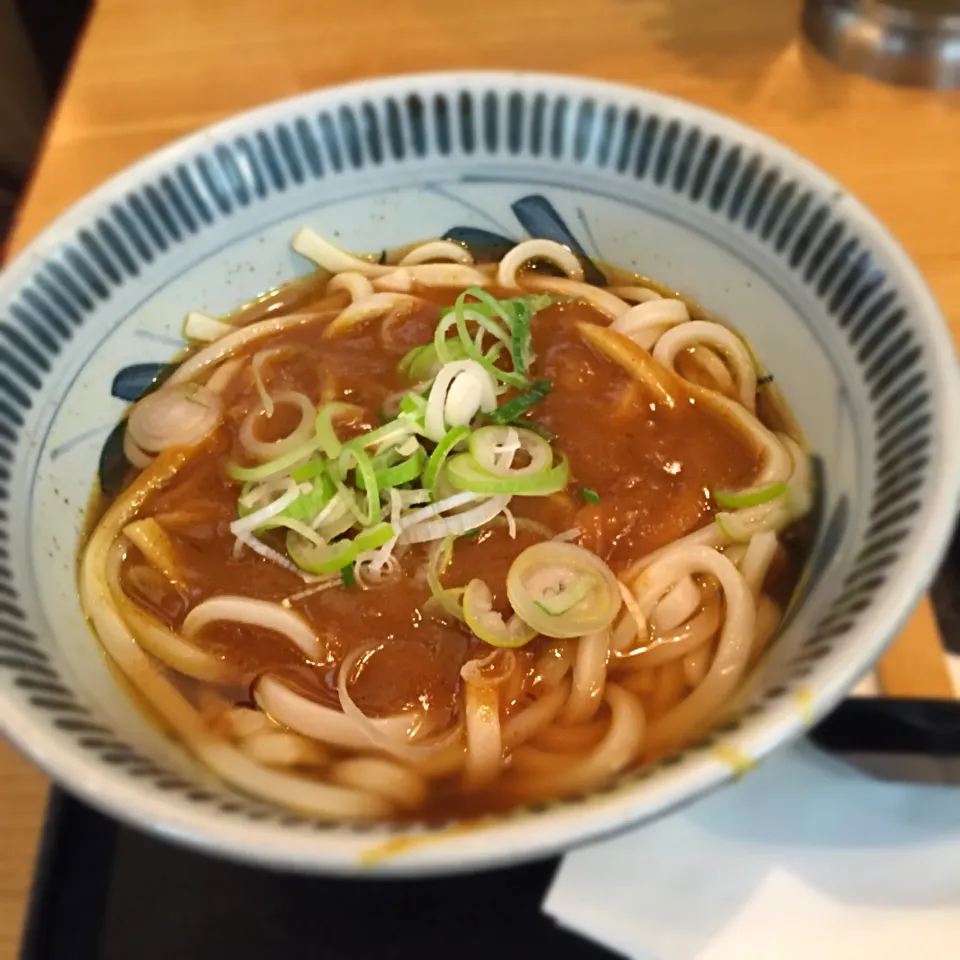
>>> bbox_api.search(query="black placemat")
[20,791,617,960]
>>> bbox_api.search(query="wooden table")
[2,0,958,955]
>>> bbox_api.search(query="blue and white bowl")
[0,72,957,874]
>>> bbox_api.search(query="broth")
[80,233,811,821]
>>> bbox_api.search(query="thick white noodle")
[507,685,645,801]
[106,542,238,683]
[205,358,243,395]
[560,629,610,725]
[292,227,396,276]
[634,545,755,756]
[649,575,701,633]
[216,706,274,740]
[611,586,644,654]
[497,239,584,288]
[329,757,428,809]
[399,240,474,266]
[683,642,713,688]
[337,647,466,765]
[653,320,757,410]
[182,596,322,662]
[323,292,418,339]
[724,543,749,567]
[240,731,331,768]
[374,264,489,291]
[520,275,630,319]
[753,595,782,661]
[511,744,580,775]
[740,531,779,599]
[464,681,502,787]
[533,716,607,753]
[608,285,662,304]
[327,271,374,303]
[202,740,393,819]
[501,680,571,750]
[611,298,689,350]
[687,345,735,394]
[615,599,722,670]
[623,522,728,583]
[256,674,420,751]
[168,312,326,386]
[535,642,575,688]
[781,434,813,515]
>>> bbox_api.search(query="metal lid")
[802,0,960,88]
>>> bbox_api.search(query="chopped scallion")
[488,380,551,424]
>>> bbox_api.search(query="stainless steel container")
[803,0,960,87]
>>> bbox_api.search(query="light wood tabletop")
[2,0,958,955]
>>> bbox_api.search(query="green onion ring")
[423,426,471,493]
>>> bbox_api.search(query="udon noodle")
[79,229,812,820]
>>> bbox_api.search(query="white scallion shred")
[230,481,300,538]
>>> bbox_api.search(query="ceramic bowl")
[1,72,957,875]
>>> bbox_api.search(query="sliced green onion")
[714,481,786,509]
[445,289,530,391]
[284,473,336,523]
[357,447,426,490]
[341,566,357,588]
[462,579,537,648]
[433,312,464,365]
[427,535,455,602]
[398,345,426,379]
[469,425,552,477]
[338,443,381,526]
[506,542,621,639]
[488,380,551,424]
[286,522,394,574]
[439,291,554,324]
[445,452,570,496]
[580,487,601,505]
[313,490,360,542]
[715,497,793,542]
[534,574,594,615]
[480,359,530,391]
[400,392,426,415]
[457,288,516,325]
[315,402,364,459]
[423,587,466,623]
[422,426,470,493]
[510,299,534,377]
[350,419,414,454]
[399,339,468,382]
[226,437,320,483]
[454,305,522,387]
[289,457,328,483]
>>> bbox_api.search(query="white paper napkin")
[543,744,960,959]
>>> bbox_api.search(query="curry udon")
[79,231,812,821]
